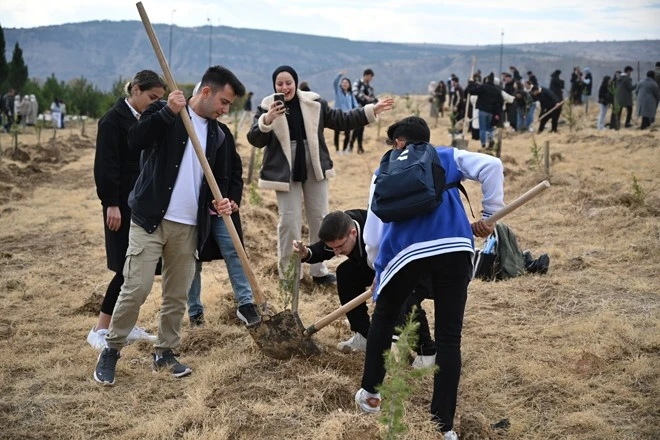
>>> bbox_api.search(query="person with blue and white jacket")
[354,116,504,440]
[333,70,360,154]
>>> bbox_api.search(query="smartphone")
[274,93,285,105]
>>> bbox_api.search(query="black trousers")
[395,276,436,355]
[539,105,561,133]
[337,259,374,337]
[337,260,435,347]
[349,126,364,151]
[361,252,472,431]
[616,105,633,128]
[333,129,351,152]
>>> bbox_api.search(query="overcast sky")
[1,0,659,45]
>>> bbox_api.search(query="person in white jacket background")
[354,116,505,440]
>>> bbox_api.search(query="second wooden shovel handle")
[303,289,373,337]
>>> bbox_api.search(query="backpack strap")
[446,181,475,218]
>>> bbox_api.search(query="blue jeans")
[187,216,253,317]
[517,105,535,131]
[477,110,494,146]
[597,103,608,130]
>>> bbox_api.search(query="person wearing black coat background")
[531,86,562,133]
[550,69,565,100]
[466,73,503,149]
[89,70,166,351]
[597,76,613,130]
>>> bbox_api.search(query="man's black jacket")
[127,100,242,255]
[304,209,373,277]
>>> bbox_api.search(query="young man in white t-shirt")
[93,66,246,386]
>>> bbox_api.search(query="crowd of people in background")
[0,87,71,132]
[427,61,660,138]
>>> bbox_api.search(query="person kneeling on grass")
[355,116,504,440]
[293,210,436,367]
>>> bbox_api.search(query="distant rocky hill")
[5,21,659,101]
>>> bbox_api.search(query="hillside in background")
[5,21,660,101]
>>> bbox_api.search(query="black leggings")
[100,271,124,315]
[361,252,471,431]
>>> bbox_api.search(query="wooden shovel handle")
[485,180,550,225]
[303,289,373,337]
[538,99,566,122]
[136,2,266,305]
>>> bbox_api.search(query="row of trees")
[1,25,147,119]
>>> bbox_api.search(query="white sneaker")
[87,326,109,351]
[354,388,381,414]
[412,354,436,369]
[337,332,367,353]
[443,430,459,440]
[127,326,157,344]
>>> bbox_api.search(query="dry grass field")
[0,97,658,439]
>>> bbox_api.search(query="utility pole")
[208,18,212,67]
[169,9,176,67]
[498,29,504,79]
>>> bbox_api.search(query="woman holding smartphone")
[248,65,392,285]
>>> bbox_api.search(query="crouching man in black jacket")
[293,210,435,365]
[93,66,245,386]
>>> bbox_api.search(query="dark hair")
[319,211,354,242]
[363,68,374,77]
[125,69,166,96]
[201,65,246,97]
[531,86,540,93]
[624,65,633,73]
[527,71,533,75]
[648,70,655,79]
[485,73,495,84]
[601,75,611,86]
[298,81,311,91]
[386,116,430,145]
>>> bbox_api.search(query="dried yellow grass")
[0,99,658,439]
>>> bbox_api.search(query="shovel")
[136,2,317,360]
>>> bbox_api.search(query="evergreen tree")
[0,25,7,89]
[7,42,28,92]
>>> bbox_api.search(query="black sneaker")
[94,347,120,386]
[237,303,262,328]
[313,273,337,286]
[189,311,205,328]
[153,349,192,378]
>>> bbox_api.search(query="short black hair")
[648,70,655,79]
[319,211,354,242]
[363,68,374,76]
[201,65,246,97]
[624,65,633,73]
[386,116,431,145]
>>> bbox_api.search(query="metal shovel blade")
[247,254,319,359]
